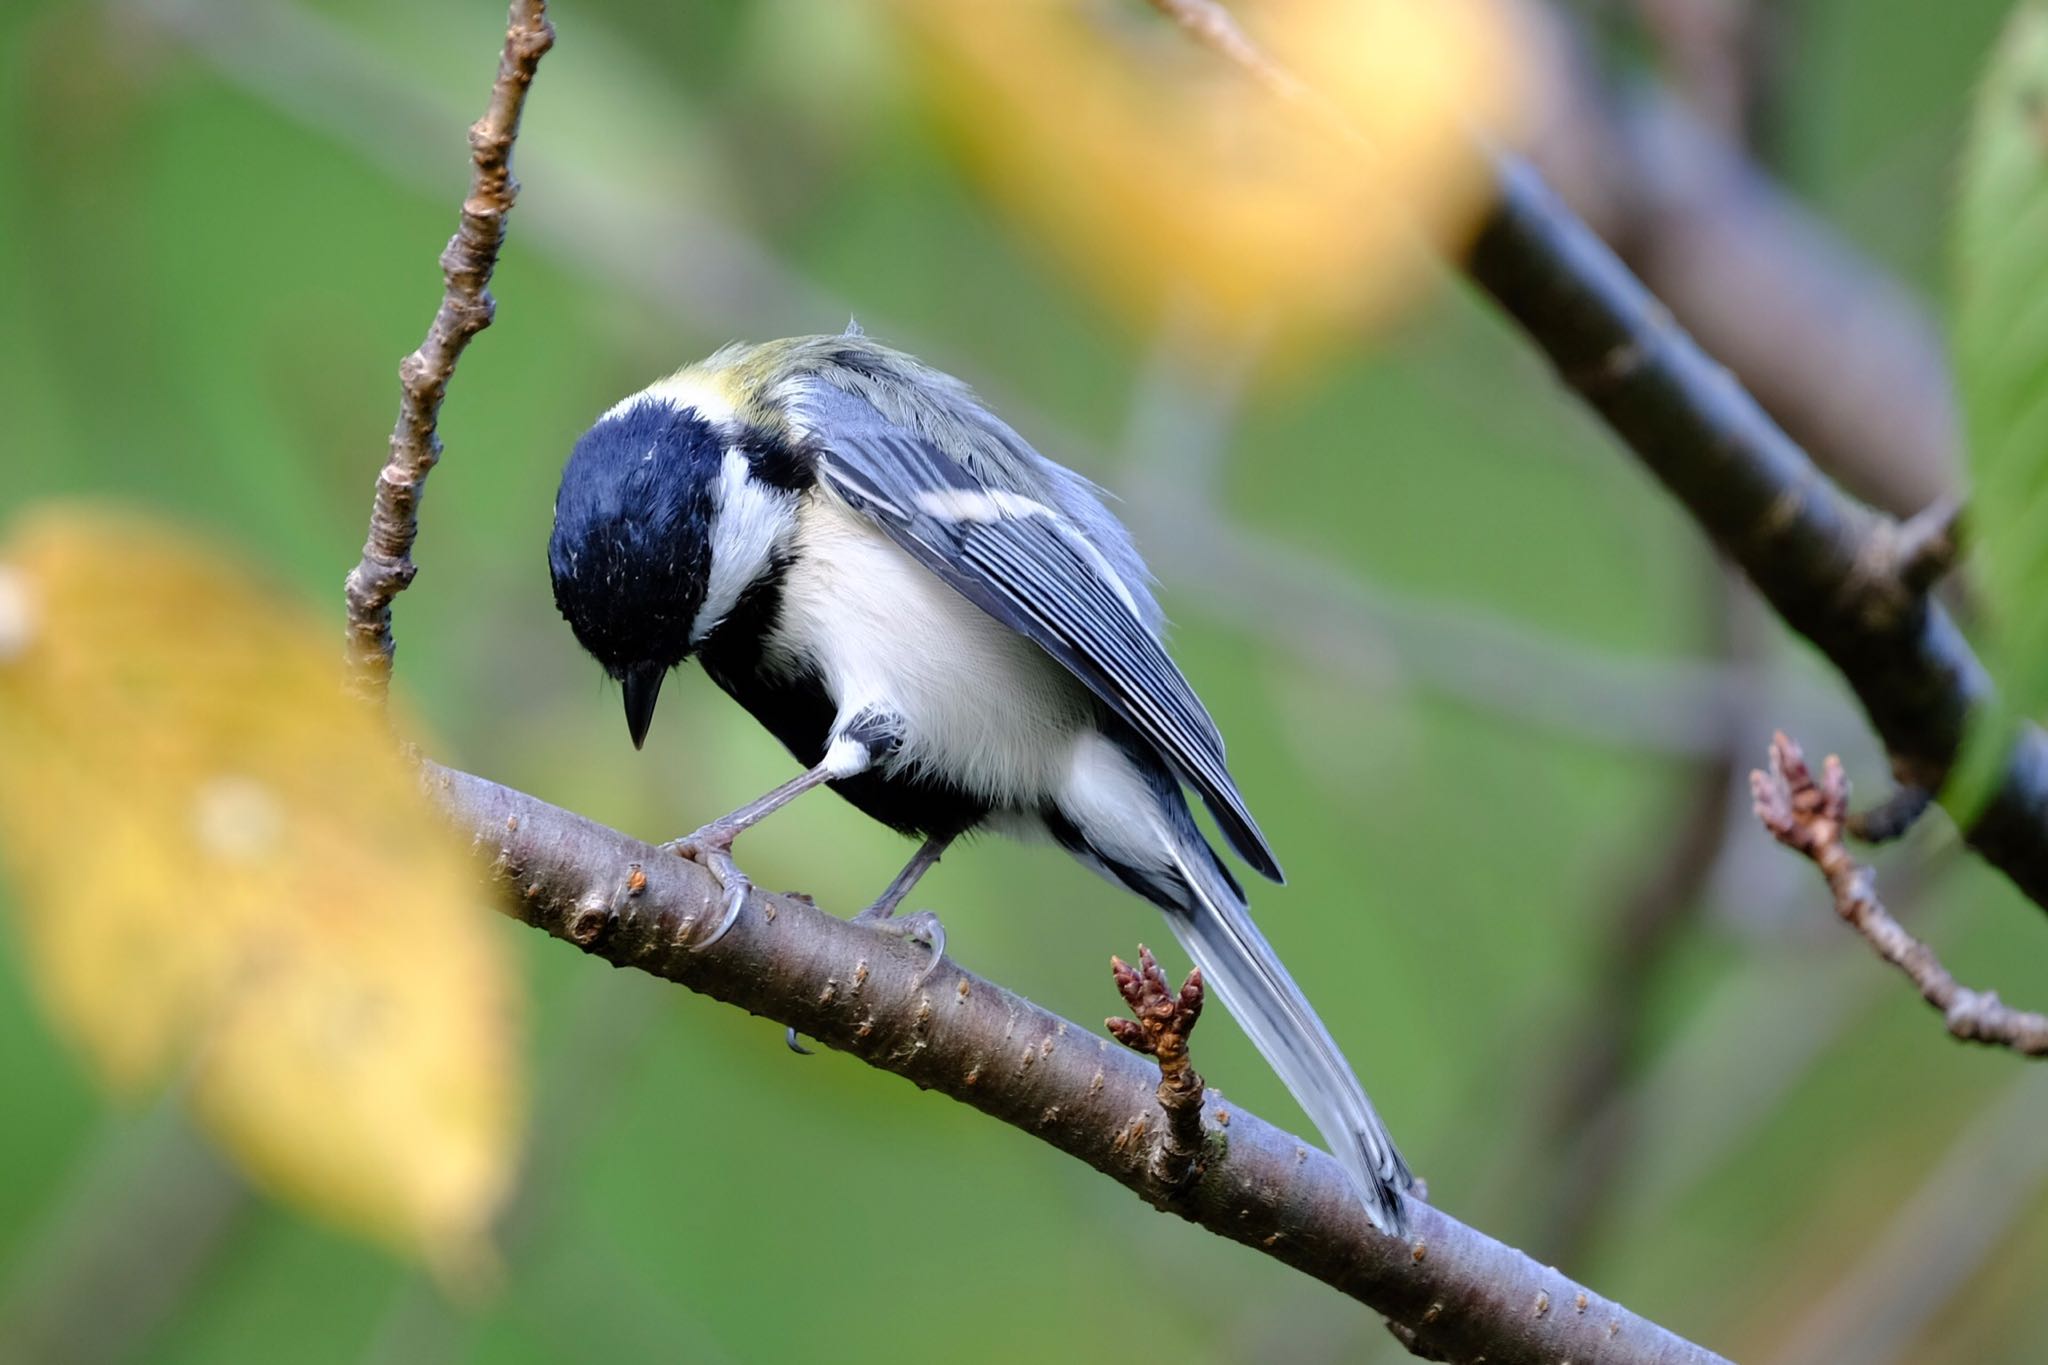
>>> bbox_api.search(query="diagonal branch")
[1464,163,2005,828]
[1144,0,2048,915]
[342,0,553,697]
[430,762,1728,1365]
[1531,33,1958,519]
[1752,732,2048,1056]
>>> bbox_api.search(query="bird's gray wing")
[794,378,1282,882]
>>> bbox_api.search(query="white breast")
[764,492,1095,805]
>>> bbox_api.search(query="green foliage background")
[1956,0,2048,811]
[3,1,2045,1361]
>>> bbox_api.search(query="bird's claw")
[784,908,945,1057]
[856,907,947,987]
[661,826,751,951]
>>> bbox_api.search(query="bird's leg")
[665,727,886,950]
[856,833,952,982]
[785,833,954,1055]
[664,765,831,950]
[859,834,951,922]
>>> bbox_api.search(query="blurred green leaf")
[1955,0,2048,803]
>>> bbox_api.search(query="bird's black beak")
[622,663,666,750]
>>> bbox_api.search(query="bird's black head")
[549,399,723,749]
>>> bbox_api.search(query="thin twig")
[1107,946,1208,1191]
[431,762,1730,1365]
[1751,732,2048,1056]
[341,0,553,696]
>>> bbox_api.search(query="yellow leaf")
[892,0,1531,360]
[0,506,524,1276]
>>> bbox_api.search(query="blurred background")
[1,0,2042,1361]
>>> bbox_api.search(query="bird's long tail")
[1163,841,1414,1237]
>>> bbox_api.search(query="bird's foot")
[660,821,752,950]
[854,904,947,987]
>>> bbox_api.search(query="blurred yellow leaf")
[893,0,1530,357]
[0,507,523,1277]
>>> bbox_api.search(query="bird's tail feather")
[1164,842,1413,1237]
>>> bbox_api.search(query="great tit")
[548,329,1414,1234]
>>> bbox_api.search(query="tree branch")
[1146,0,2048,915]
[1529,38,1958,518]
[341,0,553,697]
[1464,162,2048,881]
[1752,732,2048,1056]
[429,762,1727,1364]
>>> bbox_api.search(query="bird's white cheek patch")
[692,450,796,644]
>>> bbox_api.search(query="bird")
[547,328,1415,1234]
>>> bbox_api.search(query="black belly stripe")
[693,559,994,843]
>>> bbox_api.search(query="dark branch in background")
[1627,0,1789,147]
[1465,163,2037,872]
[431,764,1728,1365]
[1146,0,2048,917]
[341,0,553,696]
[1529,26,1959,519]
[1753,733,2048,1056]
